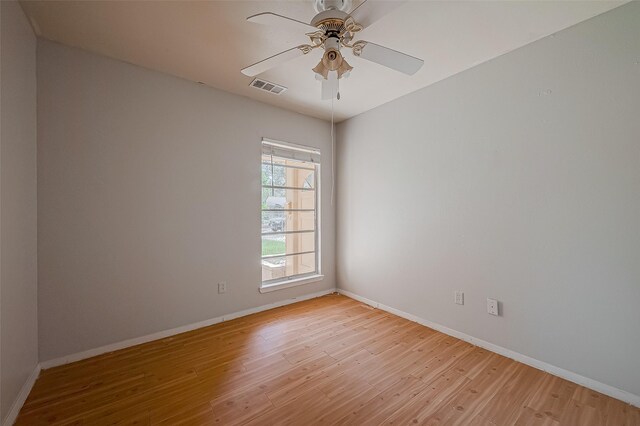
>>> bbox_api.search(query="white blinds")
[262,138,321,164]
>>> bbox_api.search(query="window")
[261,139,321,291]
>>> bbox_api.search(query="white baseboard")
[337,288,640,408]
[3,363,41,426]
[40,288,336,370]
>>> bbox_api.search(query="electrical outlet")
[218,282,227,294]
[487,298,498,316]
[454,291,464,305]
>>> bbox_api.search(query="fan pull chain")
[331,96,335,206]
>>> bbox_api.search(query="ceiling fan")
[241,0,424,100]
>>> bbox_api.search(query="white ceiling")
[20,0,626,122]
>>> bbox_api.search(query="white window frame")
[260,138,323,293]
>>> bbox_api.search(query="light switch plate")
[218,282,227,294]
[455,291,464,305]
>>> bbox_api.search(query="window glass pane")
[262,154,313,169]
[261,211,315,233]
[261,148,319,285]
[261,231,315,257]
[262,187,315,210]
[262,157,315,189]
[262,235,286,257]
[261,253,316,282]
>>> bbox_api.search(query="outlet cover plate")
[487,298,498,316]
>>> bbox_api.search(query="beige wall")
[337,2,640,397]
[0,0,39,420]
[37,40,335,362]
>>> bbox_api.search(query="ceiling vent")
[250,78,287,95]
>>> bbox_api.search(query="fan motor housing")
[313,0,352,13]
[311,10,349,30]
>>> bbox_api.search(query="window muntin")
[261,150,319,286]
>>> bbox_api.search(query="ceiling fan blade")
[321,72,339,100]
[241,46,306,77]
[355,41,423,75]
[247,12,317,32]
[348,0,406,29]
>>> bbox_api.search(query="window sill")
[260,274,325,293]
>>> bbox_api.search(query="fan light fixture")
[312,37,353,81]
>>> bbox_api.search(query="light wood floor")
[17,294,639,425]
